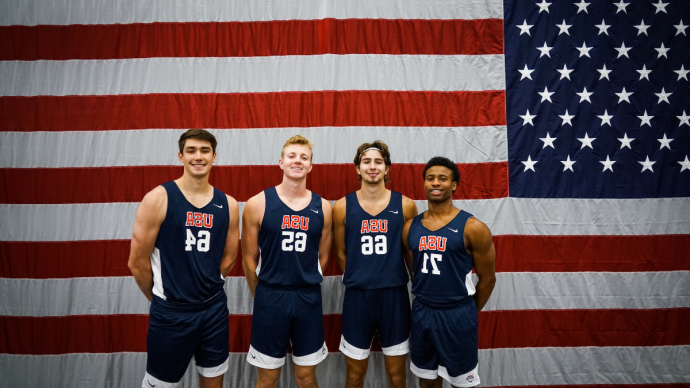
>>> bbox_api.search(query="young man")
[242,135,333,388]
[402,156,496,388]
[332,141,418,388]
[128,129,240,388]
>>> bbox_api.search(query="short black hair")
[422,156,460,184]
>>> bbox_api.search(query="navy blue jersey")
[151,181,229,304]
[342,190,408,289]
[407,210,476,308]
[257,187,324,288]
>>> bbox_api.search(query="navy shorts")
[143,290,229,387]
[410,298,480,387]
[248,282,327,369]
[339,285,411,360]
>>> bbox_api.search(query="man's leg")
[344,356,369,388]
[418,376,443,388]
[199,374,224,388]
[383,354,407,388]
[256,367,282,388]
[294,364,319,388]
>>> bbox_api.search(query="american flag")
[0,0,688,387]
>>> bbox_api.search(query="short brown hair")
[281,135,314,160]
[354,141,392,183]
[178,129,217,154]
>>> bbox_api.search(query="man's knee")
[256,367,281,388]
[293,364,318,388]
[418,376,443,388]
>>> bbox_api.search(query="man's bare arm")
[221,195,240,277]
[402,196,418,223]
[332,198,347,272]
[318,198,334,273]
[402,219,415,279]
[241,194,264,297]
[128,186,167,302]
[466,218,496,312]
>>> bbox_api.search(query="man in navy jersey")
[242,135,333,388]
[402,156,496,388]
[128,129,240,388]
[332,141,417,388]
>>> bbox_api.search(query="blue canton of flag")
[505,0,690,198]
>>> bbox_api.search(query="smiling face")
[178,138,216,178]
[356,149,389,186]
[424,165,458,203]
[279,144,313,179]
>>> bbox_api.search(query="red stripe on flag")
[0,163,508,204]
[0,91,506,132]
[0,19,504,60]
[3,234,687,279]
[2,309,688,354]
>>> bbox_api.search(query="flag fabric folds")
[1,0,689,387]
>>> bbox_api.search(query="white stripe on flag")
[0,126,508,168]
[0,55,506,96]
[3,272,689,317]
[0,0,504,26]
[3,198,690,242]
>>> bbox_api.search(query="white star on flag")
[618,133,635,149]
[595,19,611,35]
[520,109,537,126]
[598,64,612,80]
[634,20,651,36]
[675,20,688,36]
[574,0,590,13]
[538,87,555,102]
[637,65,652,81]
[674,65,689,81]
[598,110,613,126]
[655,88,672,104]
[655,43,670,58]
[537,42,553,57]
[638,110,654,127]
[561,155,576,172]
[557,20,572,35]
[522,155,538,172]
[540,133,556,148]
[600,155,616,172]
[576,87,593,103]
[615,42,632,58]
[639,156,656,172]
[679,156,690,172]
[576,42,593,58]
[518,20,534,35]
[559,110,575,126]
[614,0,630,13]
[658,134,673,150]
[536,0,552,13]
[557,64,574,80]
[518,64,535,80]
[653,0,669,14]
[615,87,634,104]
[577,133,596,149]
[678,110,690,127]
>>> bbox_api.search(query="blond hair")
[281,135,314,160]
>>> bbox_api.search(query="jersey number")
[185,229,210,252]
[361,235,387,255]
[282,231,307,252]
[421,253,442,275]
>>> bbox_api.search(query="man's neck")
[276,175,309,200]
[358,182,387,201]
[176,173,212,194]
[425,199,457,219]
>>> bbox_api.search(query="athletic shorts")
[410,297,480,387]
[142,290,230,388]
[247,282,328,369]
[339,285,411,360]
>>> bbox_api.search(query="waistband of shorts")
[345,284,409,292]
[258,280,321,292]
[153,289,226,311]
[413,295,475,310]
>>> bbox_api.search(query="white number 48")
[185,229,210,252]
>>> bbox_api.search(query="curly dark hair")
[422,156,460,185]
